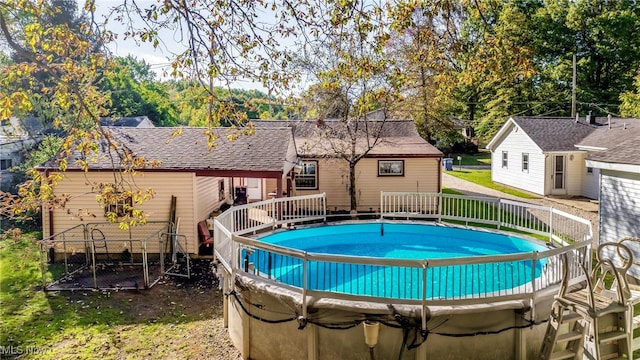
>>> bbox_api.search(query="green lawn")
[445,169,539,199]
[442,188,463,195]
[0,234,233,359]
[448,151,491,166]
[443,187,547,241]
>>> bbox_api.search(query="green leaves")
[620,73,640,117]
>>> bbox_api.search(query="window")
[295,161,318,189]
[502,151,508,168]
[100,184,133,218]
[522,153,529,172]
[587,167,594,175]
[105,195,133,218]
[378,160,404,176]
[0,159,12,170]
[218,179,225,201]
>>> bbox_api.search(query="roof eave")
[485,117,515,150]
[585,159,640,174]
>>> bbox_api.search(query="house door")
[552,155,566,194]
[245,178,262,202]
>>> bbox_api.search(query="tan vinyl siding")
[265,178,278,197]
[294,158,349,210]
[46,171,200,255]
[565,152,587,196]
[195,176,224,221]
[599,170,640,244]
[295,157,440,211]
[542,152,587,196]
[356,158,440,211]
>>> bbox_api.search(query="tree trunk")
[349,162,357,212]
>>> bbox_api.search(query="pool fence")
[214,192,593,324]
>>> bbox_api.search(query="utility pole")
[571,54,577,118]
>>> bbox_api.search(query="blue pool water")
[247,223,547,300]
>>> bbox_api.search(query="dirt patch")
[79,260,242,360]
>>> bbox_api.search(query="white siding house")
[486,116,595,197]
[586,137,640,245]
[487,115,640,199]
[487,121,546,195]
[1,117,44,188]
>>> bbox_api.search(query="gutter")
[437,158,442,192]
[44,168,54,237]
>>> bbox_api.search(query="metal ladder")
[90,228,110,262]
[540,243,633,360]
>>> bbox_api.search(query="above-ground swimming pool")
[219,194,592,360]
[247,222,548,299]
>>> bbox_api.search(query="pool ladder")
[540,301,585,360]
[540,298,630,360]
[540,243,633,360]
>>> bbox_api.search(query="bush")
[438,141,478,157]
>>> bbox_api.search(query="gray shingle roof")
[587,137,640,166]
[510,117,601,152]
[252,120,442,157]
[576,117,640,150]
[43,126,295,172]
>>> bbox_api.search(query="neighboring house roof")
[39,126,296,173]
[586,136,640,176]
[450,116,469,129]
[252,119,442,157]
[587,137,640,166]
[1,117,44,143]
[486,116,612,152]
[99,116,155,128]
[576,117,640,151]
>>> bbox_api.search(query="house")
[586,137,640,245]
[254,119,443,212]
[99,116,155,128]
[451,116,475,142]
[39,126,298,256]
[575,117,640,199]
[486,115,640,199]
[0,117,44,189]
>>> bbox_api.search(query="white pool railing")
[214,192,592,324]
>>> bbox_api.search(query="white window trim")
[295,160,318,190]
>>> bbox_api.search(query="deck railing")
[381,192,592,247]
[213,192,592,322]
[213,193,326,271]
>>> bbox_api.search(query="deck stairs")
[540,242,634,360]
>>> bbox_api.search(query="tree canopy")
[2,0,640,227]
